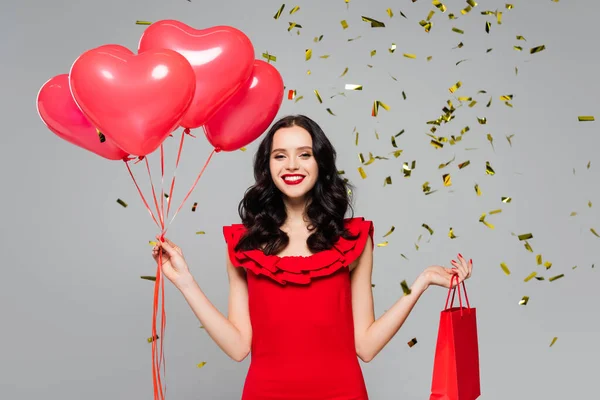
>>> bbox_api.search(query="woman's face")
[269,125,318,202]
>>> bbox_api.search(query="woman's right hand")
[151,236,195,289]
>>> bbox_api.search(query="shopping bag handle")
[444,274,471,315]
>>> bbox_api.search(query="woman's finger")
[451,260,466,277]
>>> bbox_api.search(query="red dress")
[223,217,374,400]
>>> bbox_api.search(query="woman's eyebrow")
[271,146,313,154]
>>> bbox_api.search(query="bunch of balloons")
[36,21,284,400]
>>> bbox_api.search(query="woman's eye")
[274,155,285,159]
[300,153,312,158]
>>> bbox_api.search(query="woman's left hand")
[419,253,473,290]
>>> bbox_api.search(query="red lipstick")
[281,174,305,185]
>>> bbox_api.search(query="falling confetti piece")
[403,161,416,177]
[452,27,464,34]
[549,274,564,282]
[141,276,156,282]
[358,167,367,179]
[500,263,511,276]
[147,335,159,343]
[400,280,412,296]
[578,116,595,121]
[273,4,285,19]
[345,84,363,91]
[591,228,600,238]
[372,100,390,117]
[389,43,397,53]
[384,176,392,186]
[474,184,482,196]
[530,45,546,54]
[449,81,462,93]
[442,174,452,186]
[197,362,207,368]
[524,272,537,282]
[403,53,417,59]
[407,338,418,348]
[550,337,558,347]
[485,161,495,176]
[501,197,512,203]
[341,20,349,29]
[136,21,152,25]
[422,224,434,235]
[314,35,323,42]
[117,199,128,208]
[289,5,300,14]
[376,241,389,247]
[314,89,323,103]
[326,108,336,116]
[262,51,277,63]
[362,16,385,27]
[518,233,533,241]
[305,49,312,61]
[458,160,470,169]
[196,231,206,235]
[383,226,395,237]
[387,8,394,17]
[479,213,494,229]
[519,296,529,306]
[288,22,302,31]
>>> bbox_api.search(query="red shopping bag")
[430,275,480,400]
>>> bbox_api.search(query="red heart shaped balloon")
[37,74,129,161]
[69,46,196,156]
[138,21,254,129]
[204,60,284,152]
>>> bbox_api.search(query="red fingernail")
[458,253,463,258]
[469,259,473,264]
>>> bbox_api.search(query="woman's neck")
[283,196,310,229]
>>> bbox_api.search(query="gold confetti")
[506,134,515,146]
[314,89,323,103]
[530,45,546,54]
[361,16,385,28]
[403,161,416,177]
[376,241,389,247]
[433,1,447,12]
[294,95,304,103]
[386,8,394,17]
[485,21,491,33]
[326,108,336,116]
[524,241,533,252]
[578,116,595,122]
[487,134,494,150]
[501,197,512,203]
[140,276,156,281]
[536,255,543,265]
[458,160,470,169]
[591,228,600,238]
[419,20,432,32]
[370,49,377,57]
[305,49,312,61]
[288,22,302,31]
[197,361,207,368]
[518,233,533,241]
[262,51,276,63]
[519,296,529,306]
[147,335,159,343]
[117,199,128,208]
[474,183,482,196]
[513,46,523,51]
[358,167,367,179]
[345,84,362,91]
[273,4,285,19]
[452,27,465,34]
[449,81,462,93]
[384,176,392,186]
[524,272,537,282]
[506,4,514,9]
[549,337,558,347]
[389,43,397,53]
[442,174,452,186]
[196,231,206,235]
[97,129,106,143]
[289,5,300,14]
[192,202,198,212]
[422,223,434,235]
[448,227,457,239]
[485,161,495,176]
[400,280,412,296]
[341,20,349,29]
[407,338,418,348]
[479,213,494,229]
[314,35,323,42]
[403,53,417,59]
[549,274,564,282]
[383,226,395,237]
[348,36,361,41]
[372,100,390,117]
[477,117,487,124]
[135,21,152,25]
[544,261,552,270]
[500,263,511,276]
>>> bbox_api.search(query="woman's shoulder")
[343,216,374,233]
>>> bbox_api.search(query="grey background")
[1,0,598,399]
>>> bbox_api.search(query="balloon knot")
[184,128,196,138]
[214,147,222,153]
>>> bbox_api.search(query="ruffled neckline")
[223,217,374,285]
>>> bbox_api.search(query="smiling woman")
[153,114,473,400]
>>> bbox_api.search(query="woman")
[152,114,473,399]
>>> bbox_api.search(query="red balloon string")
[123,128,218,399]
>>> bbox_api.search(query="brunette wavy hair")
[234,114,359,255]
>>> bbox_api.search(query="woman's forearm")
[360,276,428,362]
[178,280,249,362]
